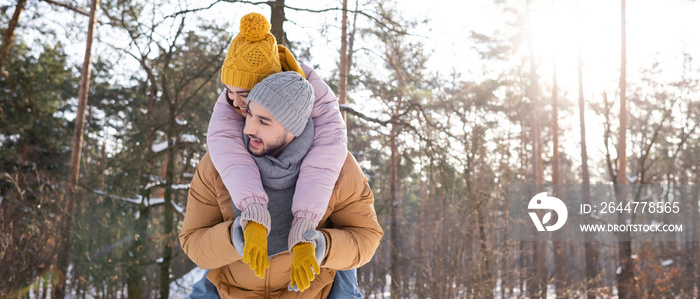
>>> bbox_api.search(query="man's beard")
[247,133,288,157]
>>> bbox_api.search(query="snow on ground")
[169,267,206,298]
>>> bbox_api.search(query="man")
[179,71,383,298]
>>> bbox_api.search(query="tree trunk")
[388,88,404,298]
[418,160,430,299]
[465,129,493,298]
[526,0,546,295]
[0,0,26,78]
[338,0,349,122]
[475,202,493,297]
[389,122,401,298]
[268,0,289,49]
[616,0,634,298]
[550,1,565,293]
[577,1,599,296]
[159,131,177,298]
[693,182,699,297]
[680,163,694,295]
[126,204,148,298]
[550,3,560,194]
[54,0,100,297]
[429,162,439,298]
[533,115,546,299]
[347,0,358,85]
[97,143,105,197]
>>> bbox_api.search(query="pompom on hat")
[221,12,283,89]
[240,13,270,42]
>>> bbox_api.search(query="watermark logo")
[528,192,568,231]
[508,185,692,241]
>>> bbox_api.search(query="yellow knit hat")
[221,13,282,89]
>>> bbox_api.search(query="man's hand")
[289,243,320,292]
[242,222,269,278]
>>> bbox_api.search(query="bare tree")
[268,0,289,48]
[550,2,566,297]
[338,0,349,122]
[54,0,100,297]
[525,0,547,296]
[616,0,635,297]
[576,1,599,297]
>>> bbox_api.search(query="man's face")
[243,101,295,157]
[224,84,251,117]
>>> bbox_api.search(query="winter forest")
[1,0,699,298]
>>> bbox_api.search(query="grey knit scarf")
[242,117,314,189]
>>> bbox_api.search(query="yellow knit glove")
[242,222,270,278]
[289,243,320,292]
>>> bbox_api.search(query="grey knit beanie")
[247,71,314,137]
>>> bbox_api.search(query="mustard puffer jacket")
[179,151,383,298]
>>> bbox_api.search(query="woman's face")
[224,85,252,117]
